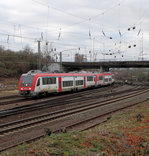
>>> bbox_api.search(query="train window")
[76,80,83,86]
[42,77,56,85]
[98,76,103,80]
[42,78,48,85]
[63,81,73,87]
[104,78,108,82]
[37,79,40,86]
[87,76,93,81]
[109,78,112,81]
[47,78,56,84]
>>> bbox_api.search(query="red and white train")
[18,70,115,97]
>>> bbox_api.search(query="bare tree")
[42,42,54,68]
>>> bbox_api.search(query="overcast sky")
[0,0,149,61]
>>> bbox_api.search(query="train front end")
[18,73,37,97]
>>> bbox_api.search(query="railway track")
[0,95,18,100]
[0,85,141,118]
[0,87,149,151]
[0,84,121,106]
[0,97,26,105]
[0,87,148,134]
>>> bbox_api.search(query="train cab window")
[21,75,34,87]
[98,76,103,81]
[63,81,73,87]
[109,78,112,81]
[87,76,93,81]
[37,79,40,86]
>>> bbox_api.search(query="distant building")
[75,53,87,62]
[48,63,61,72]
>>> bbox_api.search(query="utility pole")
[60,52,62,72]
[138,33,144,61]
[141,33,144,61]
[38,40,41,70]
[92,38,95,61]
[59,49,76,72]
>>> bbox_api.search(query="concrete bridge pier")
[100,66,109,72]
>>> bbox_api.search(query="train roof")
[23,73,95,77]
[21,72,115,77]
[96,73,115,75]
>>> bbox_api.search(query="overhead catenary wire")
[90,0,123,20]
[0,0,147,61]
[0,31,90,50]
[0,32,36,41]
[32,0,88,21]
[0,0,125,42]
[32,0,123,32]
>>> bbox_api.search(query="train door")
[84,77,86,88]
[103,76,105,86]
[58,77,62,92]
[94,75,97,86]
[74,76,76,89]
[36,78,41,92]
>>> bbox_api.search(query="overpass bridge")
[60,61,149,72]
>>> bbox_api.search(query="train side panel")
[96,74,104,86]
[61,76,74,92]
[103,73,113,86]
[74,76,84,90]
[86,75,95,88]
[111,74,115,84]
[58,77,62,92]
[35,76,58,94]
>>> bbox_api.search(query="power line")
[0,21,49,33]
[0,0,145,55]
[32,0,123,31]
[90,0,123,20]
[32,0,87,20]
[0,31,90,49]
[0,32,35,41]
[0,0,124,40]
[135,8,149,25]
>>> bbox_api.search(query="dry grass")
[0,78,19,85]
[0,90,18,96]
[0,78,19,96]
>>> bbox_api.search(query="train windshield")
[21,75,34,87]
